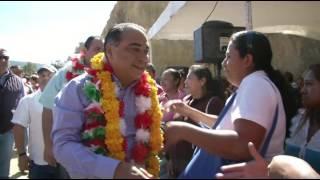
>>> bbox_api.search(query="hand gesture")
[215,142,269,179]
[113,162,154,179]
[164,100,190,118]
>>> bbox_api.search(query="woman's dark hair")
[162,68,182,89]
[189,65,225,100]
[295,64,320,135]
[309,64,320,82]
[231,31,298,138]
[84,36,100,49]
[284,71,294,83]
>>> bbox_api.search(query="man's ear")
[105,44,112,57]
[81,47,87,55]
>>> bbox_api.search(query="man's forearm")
[42,107,53,147]
[13,125,27,154]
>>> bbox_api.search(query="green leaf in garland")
[96,114,105,123]
[94,147,107,155]
[93,127,105,140]
[83,81,100,102]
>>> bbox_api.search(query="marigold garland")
[82,52,163,176]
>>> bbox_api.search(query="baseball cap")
[37,64,57,74]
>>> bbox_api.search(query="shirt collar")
[112,74,138,90]
[243,70,267,82]
[0,69,9,77]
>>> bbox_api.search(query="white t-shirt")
[217,71,286,160]
[287,111,320,155]
[12,90,47,165]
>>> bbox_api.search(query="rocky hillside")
[101,1,168,38]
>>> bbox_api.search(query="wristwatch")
[18,152,27,157]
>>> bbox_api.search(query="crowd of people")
[0,22,319,179]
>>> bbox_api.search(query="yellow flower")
[91,52,105,70]
[147,155,160,176]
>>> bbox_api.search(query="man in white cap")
[12,64,62,178]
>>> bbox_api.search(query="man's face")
[0,49,9,71]
[37,70,54,90]
[84,39,103,64]
[107,30,150,85]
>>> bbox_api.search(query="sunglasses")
[0,55,9,60]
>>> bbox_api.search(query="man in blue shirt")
[52,23,157,178]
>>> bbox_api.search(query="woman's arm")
[164,119,266,161]
[166,100,218,127]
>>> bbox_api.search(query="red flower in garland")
[72,58,85,70]
[135,83,151,96]
[66,71,75,81]
[135,112,152,129]
[87,106,104,115]
[135,73,151,96]
[86,68,98,77]
[104,63,113,72]
[132,143,149,163]
[84,120,101,130]
[86,68,100,83]
[86,139,105,147]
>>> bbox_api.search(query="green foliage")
[22,62,37,76]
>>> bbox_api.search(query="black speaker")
[194,21,245,64]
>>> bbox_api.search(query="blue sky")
[0,1,116,64]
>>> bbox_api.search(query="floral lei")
[65,53,86,81]
[81,52,163,176]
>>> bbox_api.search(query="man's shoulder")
[46,61,72,85]
[59,61,73,73]
[6,72,22,82]
[2,72,23,89]
[69,72,89,83]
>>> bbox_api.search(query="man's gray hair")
[104,23,147,47]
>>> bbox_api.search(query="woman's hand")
[164,100,190,118]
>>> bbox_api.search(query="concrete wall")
[102,2,320,81]
[152,34,320,80]
[267,34,320,79]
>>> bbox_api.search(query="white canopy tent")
[148,1,320,41]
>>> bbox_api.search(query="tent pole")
[245,1,253,30]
